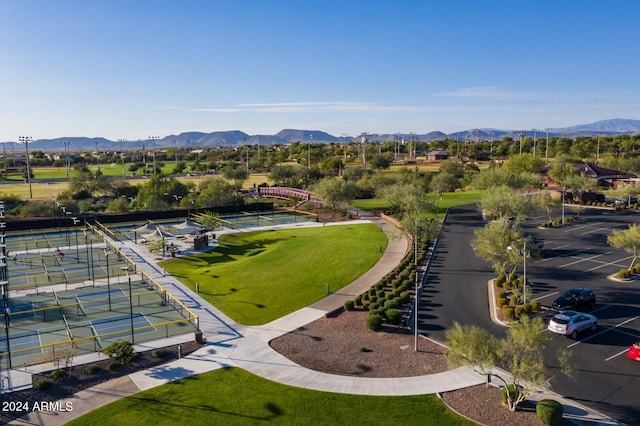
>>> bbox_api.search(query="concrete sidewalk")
[7,215,621,425]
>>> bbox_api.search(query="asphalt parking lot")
[521,208,640,423]
[423,204,640,425]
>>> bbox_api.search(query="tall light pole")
[414,221,419,351]
[545,128,550,162]
[104,250,112,311]
[118,139,126,179]
[63,140,71,178]
[120,266,134,344]
[532,129,538,157]
[1,280,11,368]
[148,136,159,174]
[18,136,33,199]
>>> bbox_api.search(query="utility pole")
[545,128,550,162]
[18,136,33,199]
[148,136,159,174]
[118,139,126,179]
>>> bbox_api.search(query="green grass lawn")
[160,223,388,325]
[67,367,475,426]
[351,190,484,216]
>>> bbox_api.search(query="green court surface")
[1,280,196,369]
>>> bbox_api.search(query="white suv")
[548,310,598,339]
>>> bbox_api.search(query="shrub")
[616,268,631,279]
[633,264,640,275]
[152,349,168,358]
[522,302,532,314]
[344,300,355,311]
[515,305,526,318]
[354,294,362,306]
[103,339,135,364]
[369,302,380,311]
[374,281,384,291]
[495,275,506,287]
[501,384,522,406]
[496,290,506,299]
[49,369,64,381]
[531,300,541,312]
[497,297,508,308]
[33,378,51,390]
[503,307,515,321]
[107,361,120,371]
[536,399,564,425]
[376,289,386,298]
[368,288,376,298]
[366,313,383,331]
[385,308,402,325]
[509,294,518,306]
[85,365,100,374]
[385,292,395,301]
[399,290,410,304]
[384,298,400,310]
[362,292,369,301]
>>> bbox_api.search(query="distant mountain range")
[15,118,640,151]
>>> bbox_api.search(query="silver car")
[548,310,598,339]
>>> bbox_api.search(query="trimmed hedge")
[366,313,383,331]
[536,399,563,425]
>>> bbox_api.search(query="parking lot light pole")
[522,239,528,304]
[120,266,134,344]
[414,221,418,352]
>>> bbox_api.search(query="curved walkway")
[9,213,617,425]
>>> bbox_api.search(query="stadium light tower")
[148,136,159,174]
[18,136,33,199]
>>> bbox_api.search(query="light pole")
[63,140,71,178]
[522,239,528,304]
[1,280,11,368]
[120,266,134,344]
[18,136,33,199]
[72,217,80,263]
[148,136,159,174]
[414,221,419,352]
[105,250,112,311]
[118,139,126,179]
[545,128,550,163]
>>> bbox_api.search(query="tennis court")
[1,278,197,368]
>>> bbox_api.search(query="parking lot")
[521,208,640,422]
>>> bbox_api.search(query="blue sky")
[1,0,638,141]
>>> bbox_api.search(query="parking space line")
[566,315,640,349]
[536,247,590,263]
[559,252,611,268]
[532,291,558,301]
[605,348,631,362]
[583,255,634,272]
[564,222,603,232]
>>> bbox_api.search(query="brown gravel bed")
[271,309,546,426]
[0,341,202,425]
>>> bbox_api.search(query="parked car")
[552,288,596,311]
[628,341,640,361]
[548,310,598,339]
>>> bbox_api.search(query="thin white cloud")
[189,101,415,113]
[432,86,546,101]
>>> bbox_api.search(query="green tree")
[538,190,560,222]
[429,171,461,193]
[479,185,534,223]
[470,217,523,280]
[608,224,640,269]
[446,316,571,412]
[312,177,357,211]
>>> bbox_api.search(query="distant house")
[426,150,449,161]
[572,163,631,188]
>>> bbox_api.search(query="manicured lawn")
[67,367,475,426]
[161,224,388,325]
[351,190,485,216]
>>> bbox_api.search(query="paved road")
[423,203,640,425]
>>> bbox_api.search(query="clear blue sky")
[1,0,638,141]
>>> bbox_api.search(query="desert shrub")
[385,308,402,325]
[49,369,64,381]
[103,339,135,365]
[633,264,640,275]
[33,379,51,390]
[354,294,362,306]
[522,302,532,314]
[515,305,526,318]
[369,302,380,311]
[152,349,169,358]
[107,361,120,371]
[495,274,506,287]
[385,292,395,301]
[616,268,631,279]
[376,289,385,298]
[366,313,383,331]
[501,384,522,406]
[509,294,518,306]
[496,290,506,299]
[374,281,384,291]
[362,292,369,301]
[536,399,564,425]
[399,290,410,304]
[344,300,355,311]
[85,365,100,374]
[531,300,541,312]
[384,298,400,310]
[503,307,515,321]
[497,297,508,308]
[368,288,376,298]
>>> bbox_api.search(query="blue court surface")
[7,299,36,320]
[0,330,43,358]
[91,313,155,341]
[77,289,128,310]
